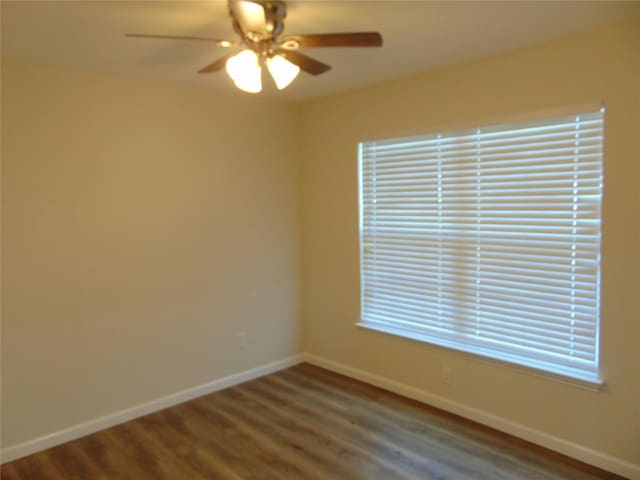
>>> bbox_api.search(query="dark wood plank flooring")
[1,363,625,479]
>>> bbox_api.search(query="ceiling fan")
[126,0,383,93]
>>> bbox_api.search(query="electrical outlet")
[441,365,452,385]
[238,331,248,349]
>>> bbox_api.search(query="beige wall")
[1,61,301,448]
[300,20,640,466]
[2,19,639,470]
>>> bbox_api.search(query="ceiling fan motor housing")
[230,1,286,42]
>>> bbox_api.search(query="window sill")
[356,321,604,392]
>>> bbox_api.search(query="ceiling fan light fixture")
[226,49,262,93]
[127,1,383,92]
[266,54,300,90]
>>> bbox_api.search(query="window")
[358,109,604,386]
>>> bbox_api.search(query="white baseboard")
[301,353,640,480]
[3,352,638,479]
[0,354,303,464]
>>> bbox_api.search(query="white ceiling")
[2,1,640,102]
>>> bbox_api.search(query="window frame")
[357,107,605,389]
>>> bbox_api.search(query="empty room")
[2,1,639,479]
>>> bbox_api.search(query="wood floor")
[1,363,625,480]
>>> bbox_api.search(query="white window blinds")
[359,110,604,385]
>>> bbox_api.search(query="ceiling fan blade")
[275,50,331,76]
[229,0,267,35]
[279,32,383,49]
[126,33,236,47]
[198,55,232,74]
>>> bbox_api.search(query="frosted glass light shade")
[226,49,262,93]
[266,55,300,90]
